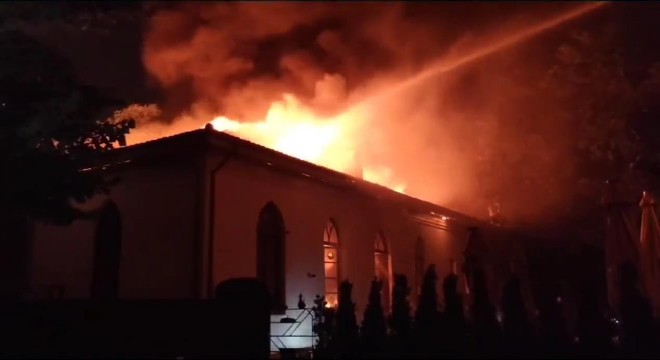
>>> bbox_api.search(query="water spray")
[353,1,609,111]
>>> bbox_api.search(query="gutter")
[205,125,239,298]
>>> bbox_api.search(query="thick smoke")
[138,2,594,224]
[142,3,437,120]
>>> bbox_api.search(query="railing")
[270,308,316,355]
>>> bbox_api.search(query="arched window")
[414,237,425,298]
[323,219,339,307]
[257,202,286,312]
[374,231,392,310]
[91,201,122,299]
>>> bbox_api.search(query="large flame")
[123,2,610,221]
[207,94,407,193]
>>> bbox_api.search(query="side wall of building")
[30,162,199,299]
[208,153,471,315]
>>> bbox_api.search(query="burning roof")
[105,126,491,230]
[119,2,607,227]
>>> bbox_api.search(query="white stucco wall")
[30,162,198,299]
[208,153,470,317]
[205,153,475,352]
[30,216,96,299]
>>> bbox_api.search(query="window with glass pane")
[324,220,339,307]
[256,201,286,312]
[324,262,338,278]
[374,232,391,311]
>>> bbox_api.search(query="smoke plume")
[136,2,600,224]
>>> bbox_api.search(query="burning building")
[28,124,531,350]
[23,2,598,350]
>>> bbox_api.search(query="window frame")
[256,201,287,313]
[323,219,340,308]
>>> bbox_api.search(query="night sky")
[27,2,660,111]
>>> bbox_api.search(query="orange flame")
[131,2,610,213]
[207,94,407,193]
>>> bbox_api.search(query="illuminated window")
[414,237,425,297]
[374,231,392,311]
[324,219,339,307]
[257,202,286,313]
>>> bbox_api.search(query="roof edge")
[109,127,493,229]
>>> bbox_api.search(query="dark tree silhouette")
[574,284,613,357]
[0,28,135,299]
[501,274,533,356]
[0,1,147,29]
[537,293,571,356]
[312,295,335,358]
[213,278,271,359]
[388,274,413,340]
[542,26,660,200]
[472,22,660,235]
[470,268,502,356]
[0,29,135,225]
[414,264,441,355]
[441,272,468,356]
[618,262,656,357]
[361,278,387,356]
[333,280,359,357]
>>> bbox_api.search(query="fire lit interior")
[323,220,339,308]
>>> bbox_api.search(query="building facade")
[28,127,529,349]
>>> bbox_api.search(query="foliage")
[574,284,613,356]
[537,293,571,353]
[0,29,135,225]
[414,264,440,333]
[333,280,360,357]
[361,278,387,353]
[414,264,440,356]
[542,28,640,199]
[388,274,413,338]
[470,268,501,354]
[546,26,660,198]
[441,272,468,353]
[307,242,656,358]
[0,2,148,32]
[501,275,532,354]
[471,22,660,228]
[311,267,658,358]
[311,295,335,355]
